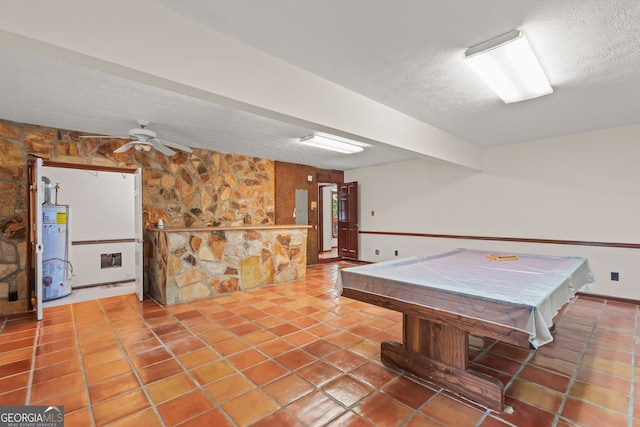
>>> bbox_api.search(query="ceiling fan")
[80,119,193,156]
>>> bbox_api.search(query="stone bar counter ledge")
[147,225,311,304]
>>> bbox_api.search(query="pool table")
[337,249,594,411]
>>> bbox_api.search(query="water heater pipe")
[42,176,52,205]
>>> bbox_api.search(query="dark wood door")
[338,181,358,260]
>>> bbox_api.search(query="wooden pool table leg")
[380,314,505,412]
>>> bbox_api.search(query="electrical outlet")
[375,249,380,255]
[395,250,398,256]
[611,272,619,281]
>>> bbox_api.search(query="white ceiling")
[1,1,639,170]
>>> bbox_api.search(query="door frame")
[317,184,337,255]
[338,181,359,260]
[33,158,44,319]
[317,182,342,262]
[134,168,143,302]
[28,159,143,319]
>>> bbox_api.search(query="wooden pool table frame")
[341,281,563,412]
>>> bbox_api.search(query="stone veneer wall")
[0,119,275,315]
[148,227,307,304]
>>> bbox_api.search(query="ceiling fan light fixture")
[463,29,552,103]
[300,134,364,154]
[80,119,191,155]
[128,127,156,139]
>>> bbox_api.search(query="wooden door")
[28,158,44,320]
[338,181,358,260]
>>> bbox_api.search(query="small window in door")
[332,190,338,238]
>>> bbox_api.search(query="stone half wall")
[0,118,276,315]
[147,227,308,304]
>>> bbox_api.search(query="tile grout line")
[551,298,605,427]
[0,315,7,333]
[8,265,626,426]
[317,290,404,424]
[124,296,242,427]
[468,336,502,425]
[182,294,296,426]
[317,294,387,422]
[24,317,40,406]
[324,301,409,426]
[220,287,351,425]
[331,296,461,427]
[236,285,403,426]
[219,287,338,425]
[70,304,97,426]
[97,298,167,427]
[183,295,296,426]
[271,293,353,427]
[502,344,536,394]
[475,344,536,427]
[331,291,496,426]
[242,288,369,426]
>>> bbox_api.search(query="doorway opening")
[28,159,143,319]
[318,183,339,261]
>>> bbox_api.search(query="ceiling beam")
[0,0,483,170]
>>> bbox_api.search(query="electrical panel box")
[295,189,308,225]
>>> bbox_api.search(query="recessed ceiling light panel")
[464,30,553,103]
[300,134,365,154]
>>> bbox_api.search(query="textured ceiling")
[1,1,639,170]
[157,0,640,146]
[0,44,415,170]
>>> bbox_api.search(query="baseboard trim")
[577,291,640,305]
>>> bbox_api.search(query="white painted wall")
[41,167,136,287]
[345,124,640,299]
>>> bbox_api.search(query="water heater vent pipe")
[42,176,52,205]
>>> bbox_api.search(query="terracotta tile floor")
[0,261,637,426]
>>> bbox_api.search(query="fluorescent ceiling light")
[300,134,364,154]
[463,29,552,103]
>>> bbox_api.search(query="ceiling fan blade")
[156,138,193,153]
[79,135,128,139]
[114,142,136,153]
[150,141,177,156]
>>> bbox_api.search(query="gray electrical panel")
[295,189,308,225]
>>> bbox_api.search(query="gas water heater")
[42,179,72,301]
